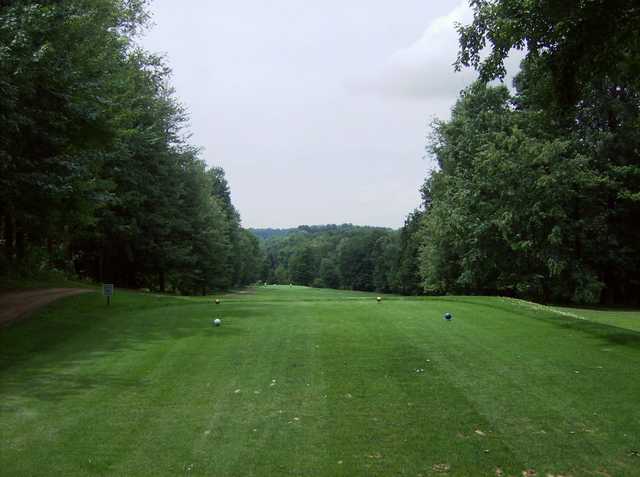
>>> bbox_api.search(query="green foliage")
[422,83,582,300]
[415,3,640,305]
[273,264,289,284]
[396,210,424,294]
[318,257,340,288]
[419,75,640,303]
[258,225,407,293]
[0,0,261,292]
[289,244,318,286]
[456,0,640,106]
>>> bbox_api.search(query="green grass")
[551,304,640,333]
[1,286,639,476]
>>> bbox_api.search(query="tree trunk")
[542,278,552,304]
[159,269,165,293]
[99,247,105,283]
[15,222,25,264]
[4,212,14,262]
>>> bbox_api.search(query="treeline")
[250,228,299,241]
[418,0,640,304]
[3,1,638,304]
[262,1,640,305]
[0,1,262,293]
[259,221,423,294]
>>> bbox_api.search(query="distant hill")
[249,224,389,241]
[249,228,297,240]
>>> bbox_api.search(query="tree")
[289,244,318,286]
[336,232,377,291]
[206,167,246,286]
[235,230,264,285]
[452,1,640,303]
[256,225,402,293]
[319,257,340,289]
[456,0,640,106]
[1,1,262,294]
[372,233,400,292]
[419,82,604,302]
[0,0,147,272]
[397,210,424,295]
[273,265,289,284]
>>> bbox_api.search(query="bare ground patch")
[0,288,94,327]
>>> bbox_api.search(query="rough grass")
[1,286,639,476]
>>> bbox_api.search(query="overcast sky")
[140,0,507,229]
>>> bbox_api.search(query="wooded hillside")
[0,0,262,293]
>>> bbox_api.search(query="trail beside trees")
[0,288,93,327]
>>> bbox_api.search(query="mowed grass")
[1,287,639,476]
[551,305,640,333]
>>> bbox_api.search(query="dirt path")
[0,288,94,327]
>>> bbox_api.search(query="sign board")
[102,284,114,296]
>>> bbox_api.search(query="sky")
[140,1,514,229]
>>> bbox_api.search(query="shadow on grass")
[434,296,640,350]
[0,293,251,405]
[529,311,640,349]
[0,372,145,413]
[555,304,640,313]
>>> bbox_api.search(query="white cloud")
[350,1,524,101]
[142,1,527,228]
[348,2,472,99]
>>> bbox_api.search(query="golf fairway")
[1,286,639,476]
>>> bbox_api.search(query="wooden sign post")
[103,283,114,305]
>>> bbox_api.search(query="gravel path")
[0,288,94,327]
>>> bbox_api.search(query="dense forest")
[258,1,640,305]
[419,0,640,304]
[0,0,262,293]
[256,220,423,294]
[2,1,639,305]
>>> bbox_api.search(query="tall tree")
[0,0,147,271]
[289,244,318,286]
[420,82,604,302]
[456,0,640,106]
[1,1,262,294]
[397,210,424,295]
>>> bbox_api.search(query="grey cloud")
[141,0,499,229]
[347,2,473,100]
[349,2,524,101]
